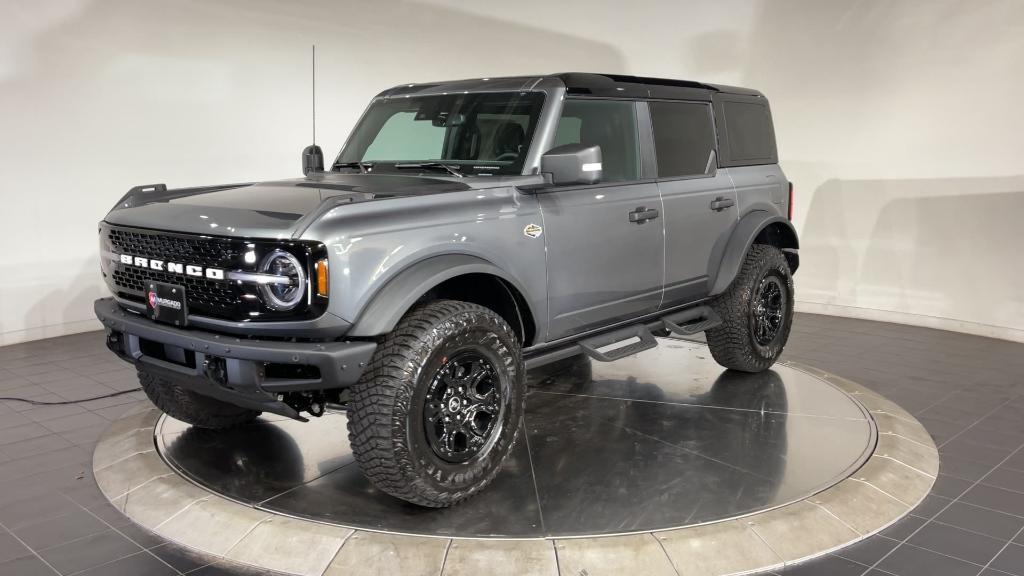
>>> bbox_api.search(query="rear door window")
[649,101,716,178]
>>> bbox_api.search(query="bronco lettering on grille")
[120,254,225,280]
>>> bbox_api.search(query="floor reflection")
[156,339,873,537]
[160,414,354,503]
[525,364,793,534]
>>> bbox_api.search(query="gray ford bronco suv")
[95,73,798,507]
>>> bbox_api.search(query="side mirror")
[541,144,602,186]
[302,144,324,175]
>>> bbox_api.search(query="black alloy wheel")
[423,351,504,463]
[751,274,786,346]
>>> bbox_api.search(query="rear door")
[650,100,738,306]
[539,98,664,341]
[714,96,788,216]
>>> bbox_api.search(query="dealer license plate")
[146,282,188,327]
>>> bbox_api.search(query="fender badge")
[523,223,543,239]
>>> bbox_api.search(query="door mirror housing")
[541,144,602,186]
[302,144,324,175]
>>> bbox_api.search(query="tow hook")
[279,391,327,417]
[105,330,126,357]
[203,356,228,386]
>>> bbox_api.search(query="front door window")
[553,99,640,182]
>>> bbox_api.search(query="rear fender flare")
[709,212,798,296]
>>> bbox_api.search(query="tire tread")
[706,244,794,372]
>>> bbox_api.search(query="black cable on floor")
[0,388,142,405]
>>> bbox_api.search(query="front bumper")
[94,297,376,418]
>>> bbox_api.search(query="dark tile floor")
[0,331,271,575]
[774,315,1024,576]
[0,313,1022,575]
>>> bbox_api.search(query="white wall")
[1,0,1022,346]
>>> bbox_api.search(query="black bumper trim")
[138,359,305,419]
[95,298,376,414]
[110,294,355,339]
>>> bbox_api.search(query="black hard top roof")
[378,73,764,101]
[554,73,763,99]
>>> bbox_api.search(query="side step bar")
[525,305,722,369]
[661,306,721,337]
[579,325,658,362]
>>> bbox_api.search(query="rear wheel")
[706,244,794,372]
[346,300,525,507]
[137,367,261,429]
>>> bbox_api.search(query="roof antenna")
[301,44,324,176]
[312,43,316,146]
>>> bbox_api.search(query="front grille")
[108,228,240,269]
[100,223,328,323]
[106,227,246,319]
[111,268,239,315]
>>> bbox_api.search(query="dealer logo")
[147,290,182,310]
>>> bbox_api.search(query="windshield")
[336,91,545,176]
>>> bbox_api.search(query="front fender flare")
[709,212,798,296]
[347,254,527,337]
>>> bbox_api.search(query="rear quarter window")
[722,100,775,163]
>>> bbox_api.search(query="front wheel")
[346,300,525,507]
[706,244,794,372]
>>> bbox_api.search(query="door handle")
[709,197,735,211]
[628,207,659,224]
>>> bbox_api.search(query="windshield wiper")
[394,162,464,178]
[332,161,373,174]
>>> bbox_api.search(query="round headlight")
[258,250,307,310]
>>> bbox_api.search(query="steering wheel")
[495,152,519,162]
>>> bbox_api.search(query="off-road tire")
[137,367,261,429]
[706,244,794,372]
[347,300,525,508]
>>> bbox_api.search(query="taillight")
[787,182,794,221]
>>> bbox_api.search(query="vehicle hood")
[102,173,475,238]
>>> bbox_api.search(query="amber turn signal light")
[787,182,794,221]
[315,259,329,298]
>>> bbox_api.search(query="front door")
[539,99,664,341]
